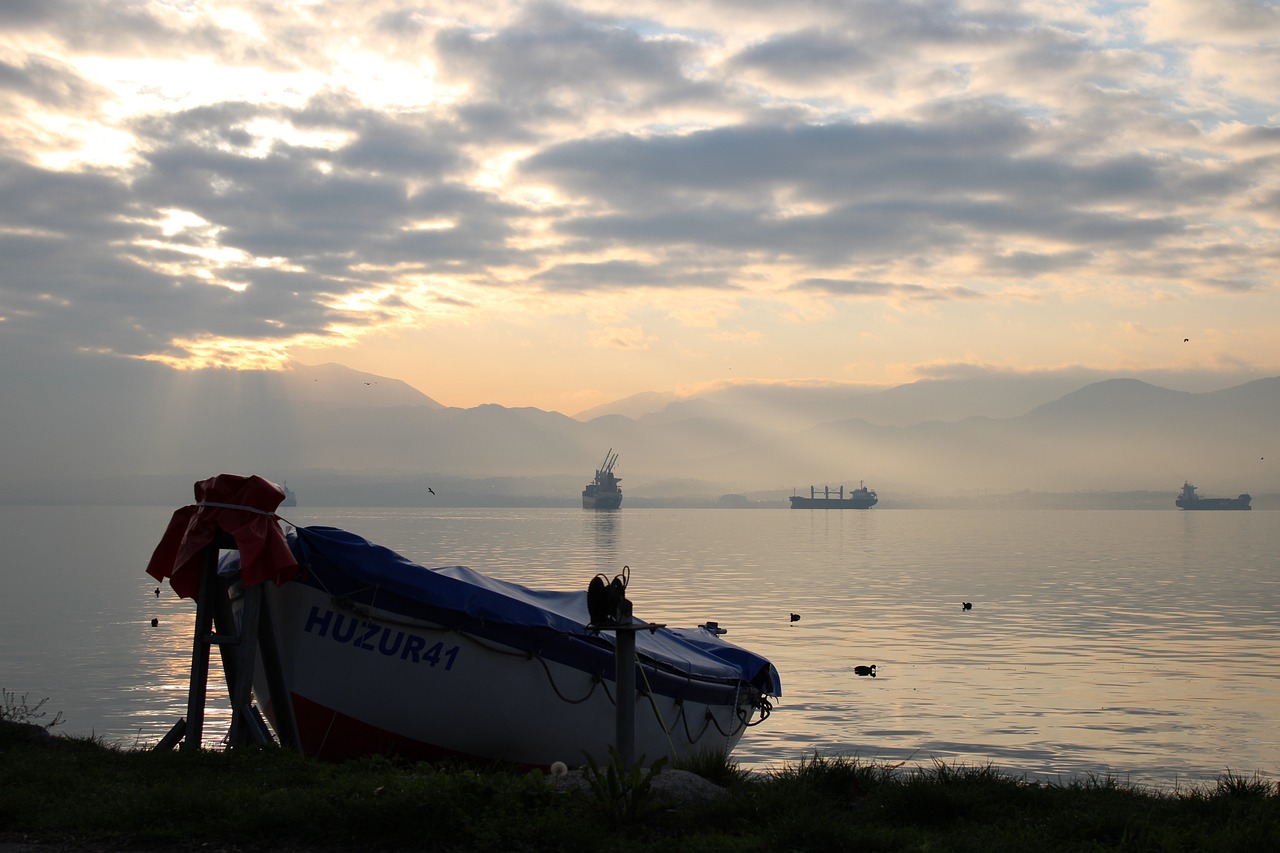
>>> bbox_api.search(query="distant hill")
[1,358,1276,504]
[276,362,445,408]
[579,371,1196,430]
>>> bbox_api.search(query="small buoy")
[790,613,800,622]
[854,664,877,677]
[962,602,972,611]
[150,618,159,627]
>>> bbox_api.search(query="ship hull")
[1176,482,1250,510]
[1176,496,1251,510]
[582,492,622,510]
[788,496,877,509]
[790,482,878,509]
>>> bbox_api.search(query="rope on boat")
[637,657,678,756]
[533,655,604,705]
[197,500,276,515]
[678,699,711,743]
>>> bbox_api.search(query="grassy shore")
[2,717,1277,853]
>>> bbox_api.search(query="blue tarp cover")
[285,525,781,695]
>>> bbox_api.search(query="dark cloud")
[726,1,1043,83]
[524,116,1035,207]
[552,201,960,267]
[0,157,134,237]
[0,0,82,27]
[434,4,699,100]
[0,0,233,58]
[983,249,1096,277]
[1228,125,1280,147]
[522,109,1219,211]
[0,55,106,112]
[531,259,739,292]
[792,277,983,301]
[431,0,724,136]
[523,114,1195,269]
[128,99,524,273]
[728,27,877,83]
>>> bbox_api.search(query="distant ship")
[1175,482,1250,511]
[789,482,878,509]
[279,481,297,508]
[582,449,622,510]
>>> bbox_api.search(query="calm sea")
[2,504,1276,788]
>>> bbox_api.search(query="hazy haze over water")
[3,504,1276,788]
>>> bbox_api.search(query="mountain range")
[1,360,1275,506]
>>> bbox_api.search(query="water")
[2,504,1276,788]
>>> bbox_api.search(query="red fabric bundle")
[146,474,299,600]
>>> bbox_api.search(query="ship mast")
[599,448,619,479]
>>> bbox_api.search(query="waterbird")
[854,665,877,677]
[150,618,158,627]
[154,587,160,597]
[790,613,800,623]
[962,602,972,611]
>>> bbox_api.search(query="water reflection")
[3,505,1276,788]
[584,509,619,567]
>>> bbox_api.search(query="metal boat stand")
[154,530,300,753]
[595,597,665,769]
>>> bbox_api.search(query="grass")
[2,708,1277,852]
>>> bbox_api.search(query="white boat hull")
[248,580,767,768]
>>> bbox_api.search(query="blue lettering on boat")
[331,613,357,643]
[303,606,459,669]
[378,628,405,657]
[357,622,379,651]
[401,633,426,662]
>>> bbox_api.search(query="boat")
[789,482,878,509]
[582,448,623,509]
[1175,482,1251,511]
[148,475,779,768]
[279,481,297,507]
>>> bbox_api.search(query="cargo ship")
[1175,482,1250,511]
[789,482,877,509]
[582,449,622,509]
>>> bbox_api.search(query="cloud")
[432,2,718,132]
[1143,0,1280,43]
[728,26,878,84]
[0,54,105,112]
[791,277,984,302]
[593,324,652,350]
[1,0,1277,387]
[532,259,738,292]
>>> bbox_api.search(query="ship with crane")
[789,482,878,509]
[582,449,623,510]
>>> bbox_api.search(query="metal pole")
[615,598,635,770]
[225,583,262,747]
[181,544,219,752]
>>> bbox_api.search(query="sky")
[3,0,1279,415]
